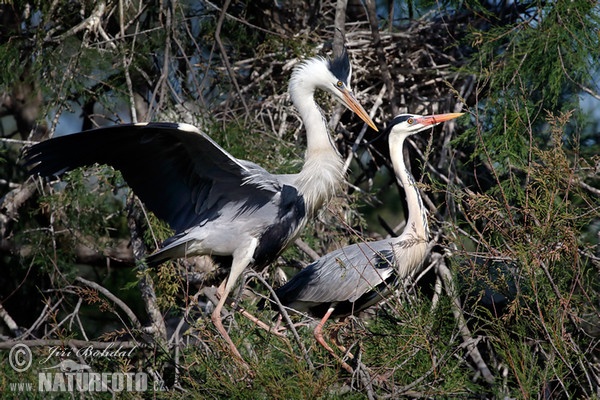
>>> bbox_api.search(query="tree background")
[0,0,599,398]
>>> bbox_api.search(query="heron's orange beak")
[340,88,379,132]
[415,113,464,126]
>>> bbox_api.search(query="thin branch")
[214,0,250,117]
[0,303,20,336]
[126,196,167,340]
[75,277,142,329]
[294,238,321,261]
[204,0,286,38]
[557,44,600,101]
[434,253,495,384]
[119,0,138,123]
[333,0,348,56]
[364,0,398,115]
[0,181,37,238]
[245,270,314,371]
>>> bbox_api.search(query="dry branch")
[126,196,167,341]
[75,276,141,329]
[433,253,495,384]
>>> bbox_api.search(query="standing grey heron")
[270,112,463,370]
[23,49,378,362]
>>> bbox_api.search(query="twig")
[245,270,314,371]
[294,238,321,261]
[146,1,172,119]
[19,299,63,340]
[48,1,116,49]
[333,0,348,56]
[119,0,138,123]
[0,137,37,145]
[71,297,90,341]
[364,0,398,115]
[433,253,495,384]
[214,0,250,117]
[75,277,142,329]
[578,179,600,196]
[126,195,167,340]
[0,303,20,337]
[0,181,37,238]
[557,44,600,101]
[203,0,286,38]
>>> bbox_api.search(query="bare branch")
[214,0,250,117]
[333,0,348,56]
[75,277,142,329]
[364,0,398,115]
[126,195,167,340]
[0,303,20,336]
[434,253,495,384]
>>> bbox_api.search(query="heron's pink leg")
[211,285,246,364]
[314,307,354,373]
[210,239,258,369]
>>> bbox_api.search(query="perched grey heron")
[270,112,463,369]
[23,49,378,362]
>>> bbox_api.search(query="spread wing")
[23,122,283,233]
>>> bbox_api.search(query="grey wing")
[23,122,282,233]
[278,241,395,306]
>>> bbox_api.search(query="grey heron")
[23,49,378,362]
[270,112,463,370]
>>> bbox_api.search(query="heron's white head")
[386,113,464,139]
[289,50,378,131]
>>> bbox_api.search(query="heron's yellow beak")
[339,88,379,132]
[415,113,464,126]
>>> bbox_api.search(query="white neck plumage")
[289,58,344,217]
[388,133,430,277]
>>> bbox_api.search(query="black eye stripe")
[384,114,419,133]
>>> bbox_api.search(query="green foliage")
[434,3,600,397]
[1,1,599,398]
[458,0,600,178]
[0,44,23,92]
[207,117,301,175]
[454,77,599,400]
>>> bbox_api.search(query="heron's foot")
[329,321,351,354]
[237,308,287,338]
[315,328,355,374]
[266,316,312,336]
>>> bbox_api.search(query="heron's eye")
[336,81,344,88]
[407,117,414,124]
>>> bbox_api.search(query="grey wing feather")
[24,122,283,233]
[281,241,395,305]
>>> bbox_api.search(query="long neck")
[289,73,344,216]
[389,134,430,275]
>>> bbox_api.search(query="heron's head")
[385,113,464,139]
[289,49,378,131]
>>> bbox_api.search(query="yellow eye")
[407,117,414,124]
[336,81,344,88]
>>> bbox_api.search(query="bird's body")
[272,112,462,370]
[276,239,426,320]
[24,50,378,363]
[25,122,304,268]
[275,241,399,319]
